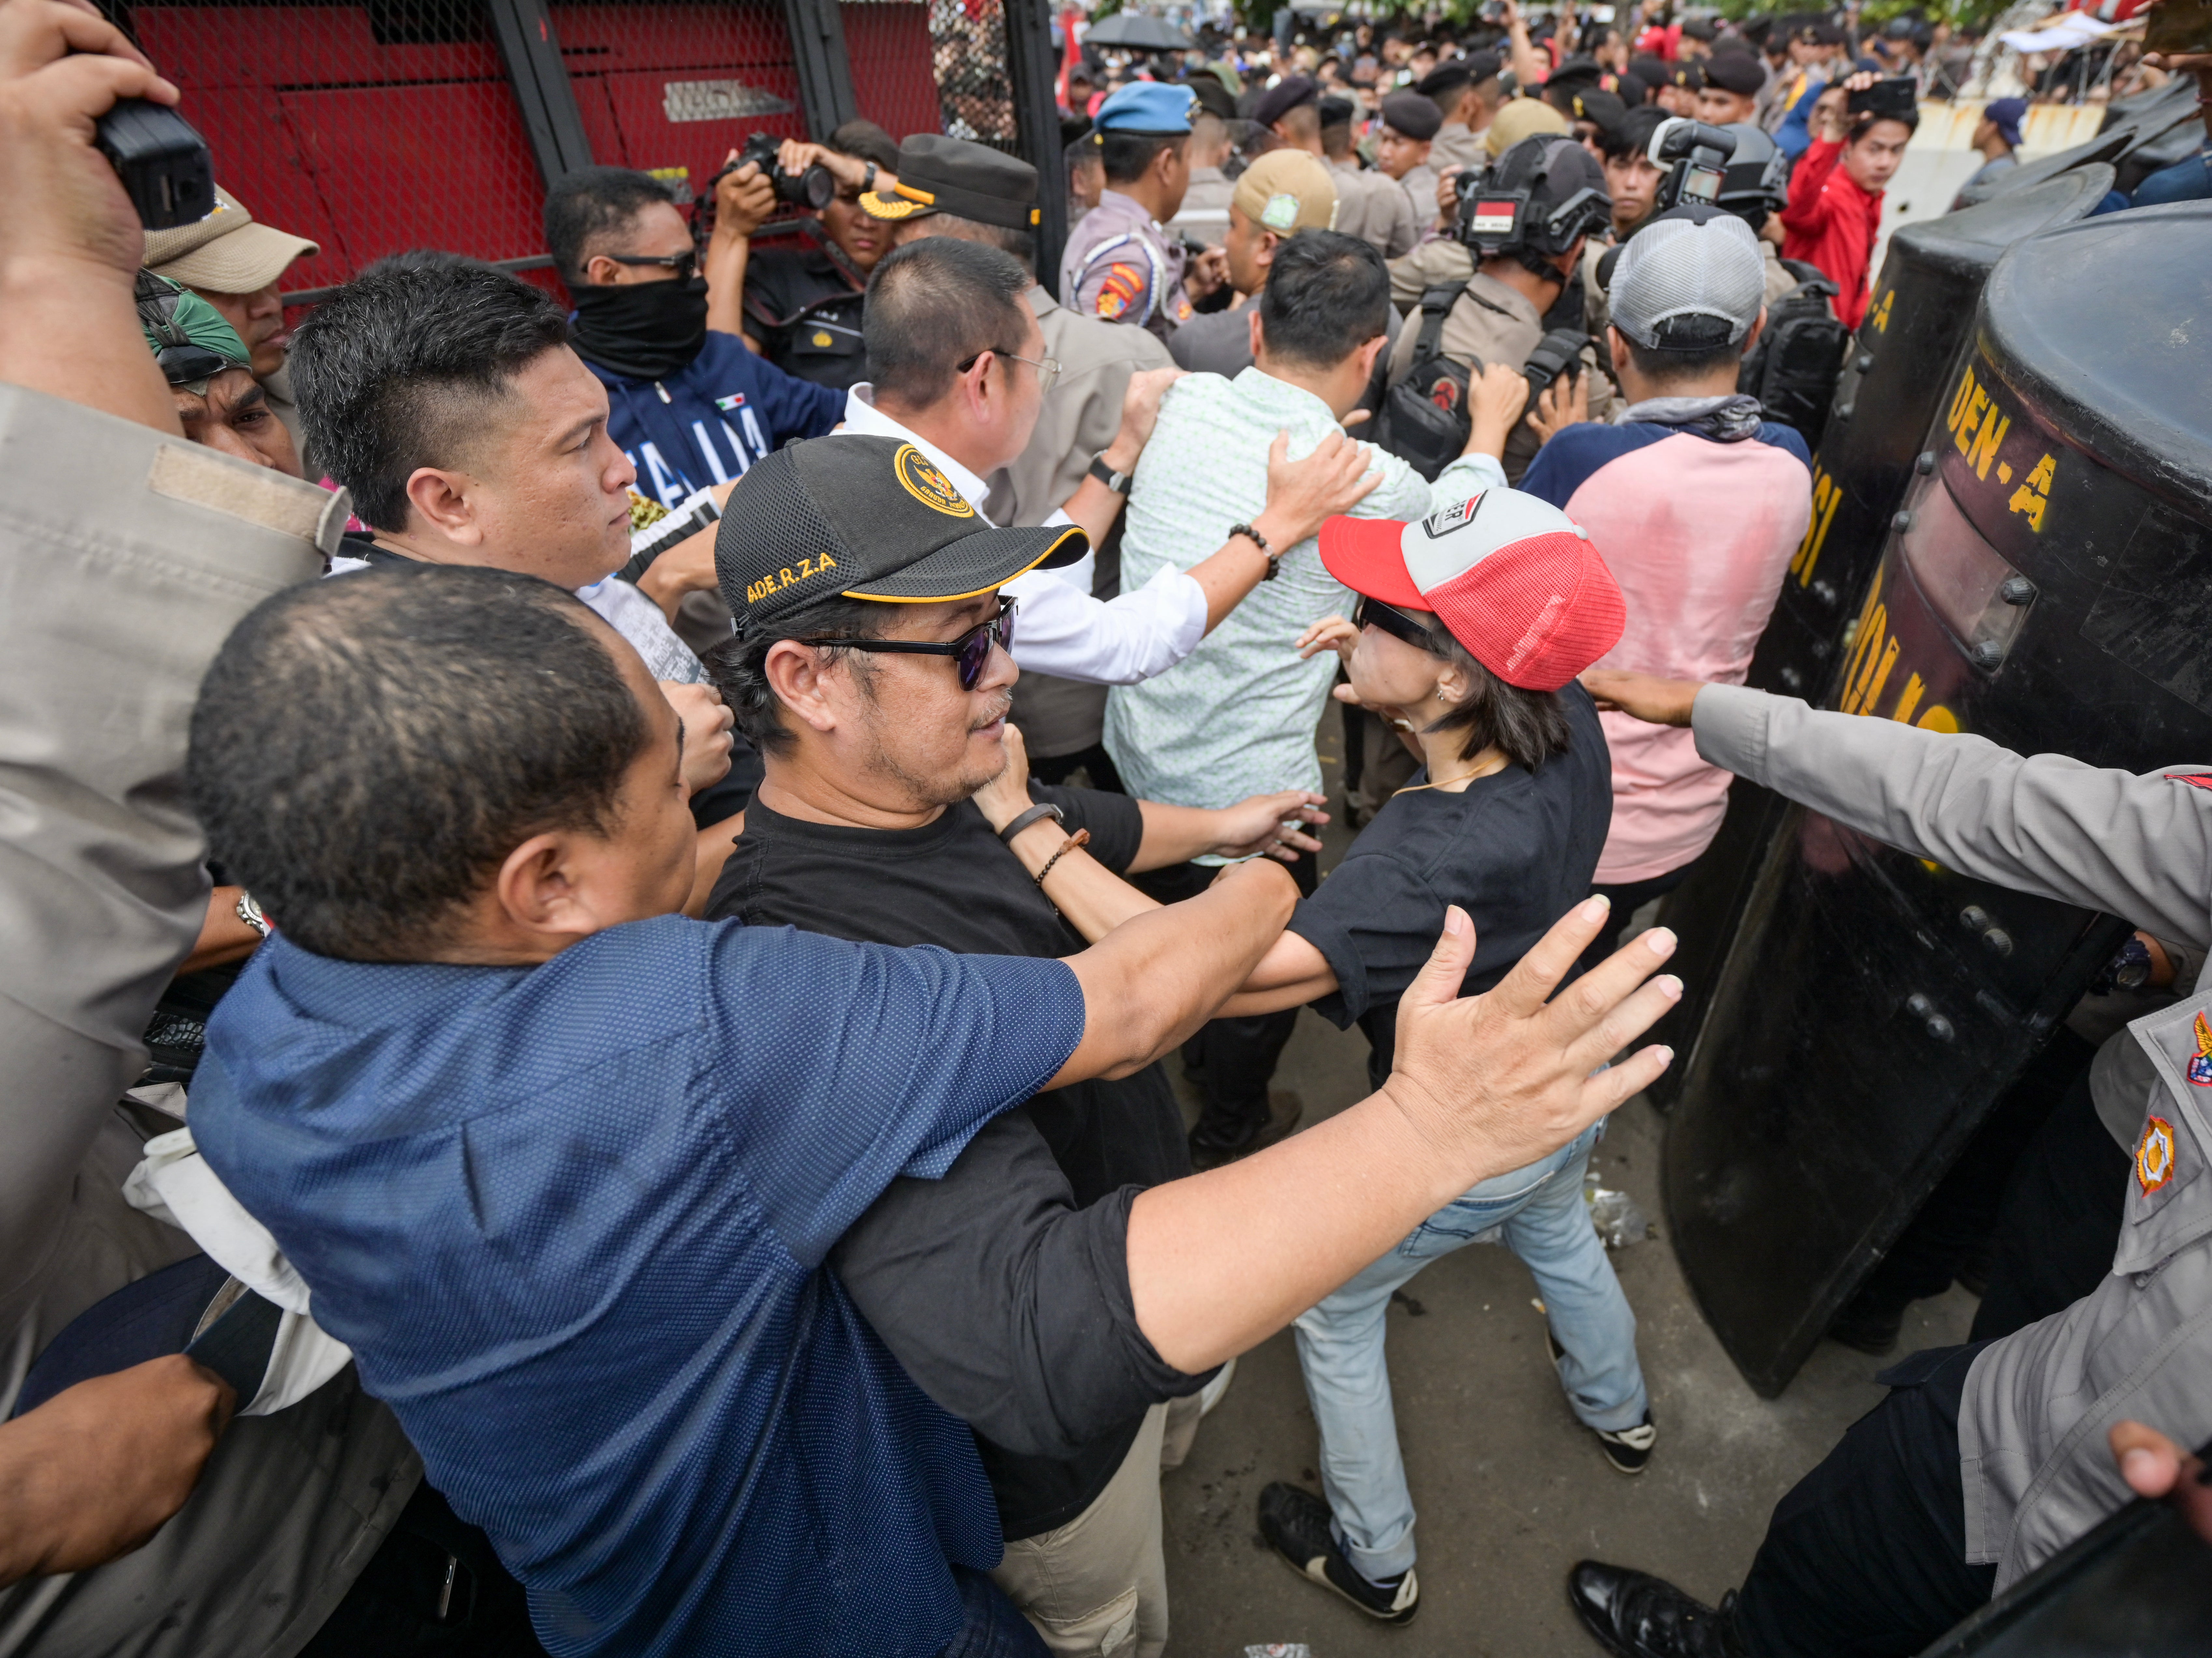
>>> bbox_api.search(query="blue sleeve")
[705,922,1086,1264]
[1776,83,1821,159]
[1520,423,1663,510]
[1757,422,1815,474]
[753,351,843,442]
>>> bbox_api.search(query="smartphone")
[2145,0,2212,56]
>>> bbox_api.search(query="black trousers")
[1733,1343,1998,1658]
[1134,852,1320,1141]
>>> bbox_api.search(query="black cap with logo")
[859,133,1041,231]
[716,436,1087,634]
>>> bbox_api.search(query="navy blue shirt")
[190,917,1085,1658]
[591,332,842,508]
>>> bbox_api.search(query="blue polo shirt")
[590,333,843,508]
[190,916,1086,1658]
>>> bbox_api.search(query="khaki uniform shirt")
[1760,239,1804,307]
[1387,234,1474,312]
[1383,265,1615,483]
[1692,683,2212,1592]
[1326,156,1419,259]
[986,287,1174,759]
[1430,120,1486,175]
[1167,165,1234,248]
[1061,189,1193,344]
[1397,160,1445,234]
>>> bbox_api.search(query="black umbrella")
[1082,13,1198,51]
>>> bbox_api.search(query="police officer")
[1384,134,1617,482]
[1317,92,1420,259]
[1374,88,1446,230]
[1165,71,1239,249]
[738,120,900,391]
[1565,669,2212,1658]
[1060,82,1229,341]
[862,132,1176,782]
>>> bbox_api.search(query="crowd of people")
[4,0,2212,1656]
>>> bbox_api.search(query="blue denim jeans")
[1291,1123,1647,1581]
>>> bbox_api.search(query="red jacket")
[1780,138,1882,330]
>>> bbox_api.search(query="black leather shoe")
[1567,1561,1744,1658]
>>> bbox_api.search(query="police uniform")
[1166,163,1234,248]
[1060,83,1198,343]
[1326,155,1419,258]
[1398,159,1444,229]
[740,234,869,391]
[1758,237,1802,306]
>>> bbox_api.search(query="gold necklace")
[1393,746,1509,796]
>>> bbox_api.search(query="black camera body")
[1846,77,1920,125]
[732,132,834,213]
[1649,117,1738,212]
[96,98,212,230]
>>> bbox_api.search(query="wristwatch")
[235,891,272,940]
[998,802,1065,845]
[860,162,878,196]
[1087,453,1131,495]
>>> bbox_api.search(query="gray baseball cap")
[1608,205,1767,350]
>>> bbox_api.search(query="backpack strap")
[1412,281,1483,375]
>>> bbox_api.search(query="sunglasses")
[799,595,1017,691]
[1354,595,1447,657]
[607,249,700,281]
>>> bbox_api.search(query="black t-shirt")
[704,785,1202,1539]
[1289,683,1613,1090]
[741,236,867,391]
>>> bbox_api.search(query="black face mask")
[567,276,709,382]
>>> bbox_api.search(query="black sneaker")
[1826,1294,1905,1356]
[1256,1482,1419,1625]
[1546,1330,1658,1474]
[1567,1561,1744,1658]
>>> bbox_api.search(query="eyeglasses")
[607,250,700,281]
[955,347,1063,395]
[1354,595,1447,657]
[798,595,1017,691]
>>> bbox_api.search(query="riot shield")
[1647,168,2111,1109]
[1663,203,2212,1397]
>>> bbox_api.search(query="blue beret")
[1094,81,1195,134]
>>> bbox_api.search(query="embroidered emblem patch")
[1095,262,1144,319]
[2190,1011,2212,1087]
[892,444,975,519]
[2138,1115,2177,1194]
[1428,377,1462,414]
[810,330,834,348]
[1261,191,1301,232]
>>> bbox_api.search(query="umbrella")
[1082,13,1198,51]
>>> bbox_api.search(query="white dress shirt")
[838,386,1208,687]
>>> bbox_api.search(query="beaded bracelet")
[1034,828,1091,887]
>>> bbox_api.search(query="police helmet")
[1714,121,1789,225]
[1455,134,1612,265]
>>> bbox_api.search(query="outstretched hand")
[1578,668,1703,727]
[2111,1420,2212,1546]
[1384,897,1680,1186]
[1210,789,1329,864]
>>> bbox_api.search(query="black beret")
[1185,71,1239,123]
[1252,73,1321,129]
[1416,60,1473,99]
[1318,93,1357,127]
[1703,51,1766,96]
[1378,89,1443,139]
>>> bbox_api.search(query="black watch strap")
[1088,453,1132,494]
[999,802,1065,844]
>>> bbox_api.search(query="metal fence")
[926,0,1016,149]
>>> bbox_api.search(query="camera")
[96,97,212,230]
[1648,117,1738,211]
[725,131,834,213]
[1845,77,1921,125]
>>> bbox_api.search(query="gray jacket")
[1693,683,2212,1590]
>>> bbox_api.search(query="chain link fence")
[926,0,1017,149]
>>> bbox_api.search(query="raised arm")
[1584,672,2212,951]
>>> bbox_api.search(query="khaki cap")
[1230,149,1338,236]
[1484,98,1570,158]
[143,186,319,294]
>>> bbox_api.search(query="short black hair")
[1099,129,1188,185]
[292,258,571,532]
[828,118,899,174]
[864,237,1032,408]
[1621,330,1750,385]
[707,595,884,756]
[1256,231,1390,371]
[187,564,647,962]
[1426,635,1572,771]
[543,166,677,287]
[1848,107,1922,144]
[1601,104,1669,162]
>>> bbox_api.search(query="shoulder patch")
[1095,262,1147,319]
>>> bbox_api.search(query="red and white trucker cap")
[1318,488,1626,691]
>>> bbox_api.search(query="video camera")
[716,132,835,213]
[1648,117,1738,212]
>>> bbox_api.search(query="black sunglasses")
[1355,595,1447,656]
[799,596,1016,691]
[607,249,700,281]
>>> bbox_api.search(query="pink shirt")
[1529,424,1812,883]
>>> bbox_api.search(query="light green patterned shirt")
[1104,366,1505,852]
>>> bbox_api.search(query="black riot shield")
[1646,168,2111,1109]
[1663,202,2212,1397]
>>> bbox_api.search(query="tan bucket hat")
[144,186,320,294]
